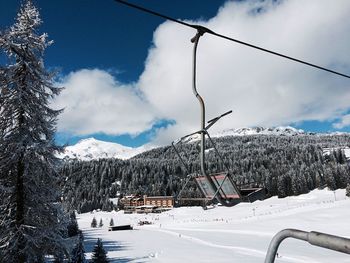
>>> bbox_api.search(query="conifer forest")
[61,134,350,213]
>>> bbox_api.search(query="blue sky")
[1,0,350,147]
[0,0,226,146]
[0,0,226,83]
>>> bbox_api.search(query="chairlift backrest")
[195,173,240,199]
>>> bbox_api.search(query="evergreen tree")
[91,238,109,263]
[99,218,104,227]
[53,254,64,263]
[109,218,114,227]
[70,231,86,263]
[346,183,350,198]
[68,211,80,237]
[91,217,97,228]
[0,1,67,261]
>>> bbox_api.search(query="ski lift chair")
[172,27,265,207]
[172,116,265,208]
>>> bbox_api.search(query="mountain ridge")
[58,126,347,161]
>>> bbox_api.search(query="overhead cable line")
[115,0,350,79]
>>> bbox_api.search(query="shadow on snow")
[83,229,149,262]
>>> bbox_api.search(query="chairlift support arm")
[206,110,232,131]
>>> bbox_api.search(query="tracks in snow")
[144,227,321,263]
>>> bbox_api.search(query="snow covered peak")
[57,138,149,161]
[214,126,305,137]
[177,126,305,144]
[58,127,307,161]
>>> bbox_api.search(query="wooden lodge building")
[120,195,174,213]
[143,195,174,208]
[120,195,144,208]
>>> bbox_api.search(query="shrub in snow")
[99,218,104,227]
[109,218,114,227]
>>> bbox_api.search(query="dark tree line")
[60,134,350,213]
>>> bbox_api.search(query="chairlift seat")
[195,172,241,200]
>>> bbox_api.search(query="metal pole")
[265,229,350,263]
[191,30,221,204]
[191,31,206,179]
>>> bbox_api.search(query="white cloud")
[139,0,350,144]
[55,0,350,145]
[333,114,350,129]
[54,69,156,136]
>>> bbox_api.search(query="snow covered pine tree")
[91,217,98,228]
[70,231,86,263]
[91,239,109,263]
[0,1,67,261]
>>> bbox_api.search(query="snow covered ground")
[323,147,350,159]
[77,189,350,262]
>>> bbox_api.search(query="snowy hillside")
[57,138,150,161]
[214,126,305,137]
[181,126,305,143]
[77,189,350,262]
[58,127,349,161]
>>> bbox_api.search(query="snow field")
[77,189,350,262]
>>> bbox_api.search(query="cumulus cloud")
[139,0,350,144]
[54,69,157,135]
[55,0,350,145]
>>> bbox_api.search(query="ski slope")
[77,189,350,262]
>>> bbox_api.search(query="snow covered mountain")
[57,127,317,161]
[214,126,305,137]
[182,126,306,143]
[57,138,151,161]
